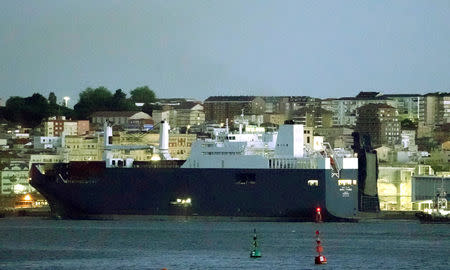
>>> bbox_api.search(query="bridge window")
[308,180,319,186]
[338,179,353,186]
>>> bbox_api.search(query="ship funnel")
[103,121,113,147]
[159,121,171,159]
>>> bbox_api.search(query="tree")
[4,93,50,127]
[23,93,50,127]
[48,92,57,105]
[110,89,135,111]
[400,119,417,130]
[74,86,113,119]
[4,97,25,123]
[130,86,156,105]
[141,102,162,116]
[48,92,59,116]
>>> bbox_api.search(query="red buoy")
[314,230,327,264]
[315,207,323,223]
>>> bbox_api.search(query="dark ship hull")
[30,161,360,221]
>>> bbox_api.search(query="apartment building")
[0,161,33,195]
[355,103,400,147]
[43,117,90,137]
[321,92,398,127]
[419,92,450,127]
[204,96,265,124]
[90,111,152,128]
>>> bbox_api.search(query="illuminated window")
[338,179,353,186]
[308,180,319,186]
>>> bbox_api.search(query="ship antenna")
[239,108,244,134]
[226,118,229,134]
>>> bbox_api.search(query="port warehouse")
[377,166,449,211]
[411,176,449,211]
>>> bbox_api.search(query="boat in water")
[415,180,449,223]
[30,120,379,221]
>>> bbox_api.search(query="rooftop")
[90,111,142,118]
[204,96,257,102]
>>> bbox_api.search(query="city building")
[0,161,33,195]
[90,111,152,128]
[377,165,440,211]
[443,94,450,125]
[416,121,434,138]
[151,110,171,126]
[382,94,422,120]
[77,120,90,135]
[175,107,205,129]
[427,142,450,165]
[284,96,321,118]
[152,101,204,129]
[0,138,7,149]
[111,132,195,160]
[321,92,398,126]
[261,96,288,114]
[262,113,287,126]
[29,154,65,167]
[355,103,400,147]
[233,114,264,128]
[315,126,354,149]
[33,136,62,149]
[378,166,416,210]
[43,117,89,137]
[64,135,102,161]
[168,133,197,160]
[375,146,393,163]
[419,92,450,127]
[113,132,159,148]
[291,107,333,128]
[411,175,449,210]
[203,96,265,125]
[400,130,417,151]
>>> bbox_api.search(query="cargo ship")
[30,120,379,221]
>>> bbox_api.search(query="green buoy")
[250,229,261,258]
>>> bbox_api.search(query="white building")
[0,161,34,195]
[33,136,62,149]
[401,130,416,150]
[91,111,152,127]
[322,97,398,127]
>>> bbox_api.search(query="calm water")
[0,217,448,269]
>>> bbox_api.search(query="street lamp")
[63,96,70,107]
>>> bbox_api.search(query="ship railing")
[267,158,320,169]
[35,164,45,175]
[57,174,68,184]
[295,159,318,169]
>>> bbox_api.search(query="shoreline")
[0,208,420,221]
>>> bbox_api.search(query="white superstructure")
[182,123,358,174]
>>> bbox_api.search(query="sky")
[1,1,449,105]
